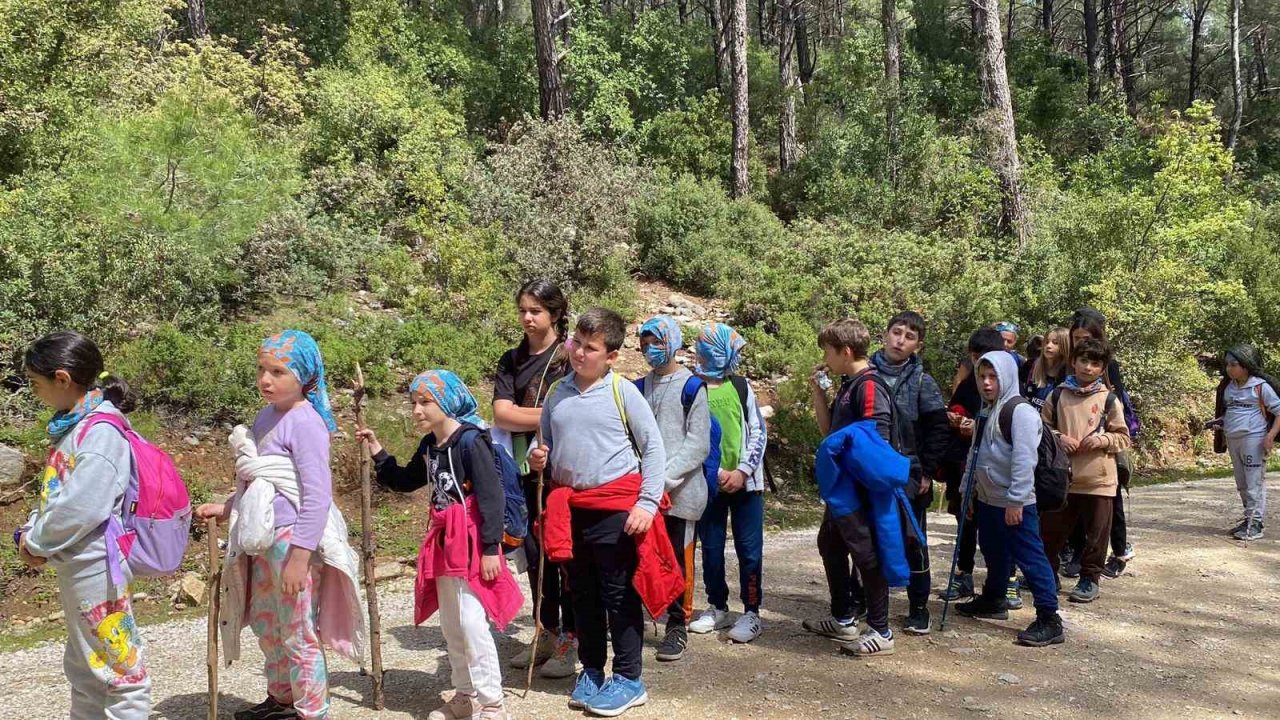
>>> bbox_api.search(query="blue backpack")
[634,375,723,502]
[458,427,529,555]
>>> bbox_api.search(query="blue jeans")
[698,490,764,613]
[974,500,1059,617]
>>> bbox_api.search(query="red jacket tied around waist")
[414,496,523,629]
[540,473,685,618]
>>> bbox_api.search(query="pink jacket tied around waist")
[414,496,523,629]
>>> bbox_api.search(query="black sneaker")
[655,625,687,662]
[1062,553,1083,578]
[1068,578,1100,603]
[903,605,931,635]
[234,698,297,720]
[938,572,975,601]
[1016,614,1065,647]
[1230,518,1249,536]
[954,596,1009,620]
[1101,556,1127,579]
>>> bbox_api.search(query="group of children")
[12,284,1274,719]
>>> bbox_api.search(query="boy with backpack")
[1212,344,1280,541]
[635,316,712,660]
[954,352,1065,647]
[1039,338,1131,604]
[868,311,950,634]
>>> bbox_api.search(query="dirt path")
[2,474,1277,719]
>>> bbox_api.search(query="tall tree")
[710,0,731,92]
[533,0,567,119]
[188,0,209,39]
[1227,0,1243,149]
[796,0,816,84]
[1188,0,1211,106]
[1084,0,1102,102]
[1042,0,1053,37]
[974,0,1031,245]
[882,0,902,173]
[730,0,750,197]
[779,0,801,172]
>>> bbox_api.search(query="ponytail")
[24,331,136,413]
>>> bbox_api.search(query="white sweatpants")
[435,576,504,706]
[56,569,152,719]
[1227,433,1268,522]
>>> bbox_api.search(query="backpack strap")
[728,375,751,418]
[611,374,641,462]
[680,375,705,414]
[1050,386,1064,430]
[998,397,1029,444]
[74,412,130,447]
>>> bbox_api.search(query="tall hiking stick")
[205,517,221,720]
[939,416,986,632]
[525,425,547,693]
[354,363,386,710]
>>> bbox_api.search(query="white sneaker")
[727,611,762,643]
[802,615,860,641]
[688,607,729,634]
[840,628,895,657]
[508,628,556,669]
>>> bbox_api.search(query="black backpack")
[997,397,1072,512]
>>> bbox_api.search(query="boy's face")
[570,329,618,381]
[1072,356,1105,385]
[1000,331,1018,351]
[1225,359,1249,382]
[882,323,922,364]
[821,343,858,375]
[977,363,1000,402]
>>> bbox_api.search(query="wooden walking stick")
[354,363,386,710]
[525,432,547,693]
[205,517,221,720]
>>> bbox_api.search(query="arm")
[492,351,542,432]
[623,382,667,515]
[738,384,769,477]
[865,381,894,442]
[665,387,711,491]
[810,365,833,437]
[286,420,333,552]
[1097,397,1132,452]
[1262,384,1280,452]
[24,426,131,558]
[463,435,505,557]
[1007,404,1041,506]
[372,437,433,493]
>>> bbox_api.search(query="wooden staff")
[525,426,547,693]
[205,517,221,720]
[354,363,386,710]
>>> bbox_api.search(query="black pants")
[523,477,574,634]
[569,508,644,681]
[942,459,979,574]
[1068,485,1127,558]
[905,489,932,610]
[664,514,694,627]
[817,508,889,633]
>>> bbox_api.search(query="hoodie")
[1042,376,1131,496]
[1223,375,1280,437]
[966,352,1041,508]
[639,367,711,521]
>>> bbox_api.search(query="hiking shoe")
[688,607,730,634]
[539,634,579,678]
[903,606,931,635]
[655,625,688,661]
[1068,578,1100,603]
[1102,556,1127,579]
[427,693,479,720]
[1235,518,1265,541]
[938,572,975,601]
[584,675,649,717]
[477,705,511,720]
[802,615,861,641]
[955,596,1009,620]
[1005,577,1023,610]
[1117,543,1136,562]
[727,611,762,643]
[1230,518,1250,536]
[839,628,895,657]
[234,699,296,720]
[509,628,557,668]
[1016,614,1065,647]
[569,669,606,710]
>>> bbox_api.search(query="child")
[18,331,152,719]
[954,352,1065,647]
[1039,338,1131,603]
[528,308,680,717]
[492,279,575,677]
[636,316,711,661]
[1214,345,1279,541]
[687,323,769,644]
[359,370,522,720]
[803,319,897,655]
[994,321,1024,368]
[868,311,950,634]
[196,330,365,720]
[1024,327,1069,409]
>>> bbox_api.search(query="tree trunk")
[1116,0,1137,114]
[1188,0,1209,107]
[711,0,731,92]
[1006,0,1015,48]
[758,0,767,43]
[679,0,688,23]
[1255,29,1270,98]
[882,0,902,179]
[1084,0,1101,103]
[974,0,1031,246]
[503,0,532,24]
[730,0,750,197]
[1041,0,1052,38]
[1103,0,1119,88]
[779,0,800,172]
[1227,0,1243,149]
[188,0,209,39]
[796,3,815,84]
[533,0,567,120]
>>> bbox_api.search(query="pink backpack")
[77,413,192,585]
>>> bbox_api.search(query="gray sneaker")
[1235,518,1264,542]
[509,628,557,669]
[537,634,579,678]
[1068,578,1100,603]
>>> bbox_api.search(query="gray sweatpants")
[56,569,152,719]
[1226,433,1269,522]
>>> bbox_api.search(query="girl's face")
[25,369,83,412]
[1071,328,1094,347]
[1043,339,1061,360]
[411,390,450,434]
[256,353,304,407]
[518,295,556,338]
[1226,359,1250,382]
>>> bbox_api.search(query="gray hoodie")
[639,367,710,521]
[1223,375,1280,437]
[967,352,1041,508]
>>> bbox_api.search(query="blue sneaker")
[584,675,649,717]
[569,669,605,710]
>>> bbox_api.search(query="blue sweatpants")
[698,490,764,613]
[974,500,1059,617]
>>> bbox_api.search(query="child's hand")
[720,469,746,493]
[1078,435,1105,452]
[1058,434,1081,453]
[958,418,975,439]
[529,446,548,473]
[195,503,227,523]
[355,428,383,457]
[480,554,502,582]
[808,364,829,393]
[1004,506,1023,526]
[17,535,45,569]
[1265,435,1276,454]
[281,548,312,595]
[624,506,655,535]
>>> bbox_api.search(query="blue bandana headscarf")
[994,321,1020,335]
[410,370,486,428]
[47,389,106,442]
[640,316,683,369]
[260,330,338,432]
[695,323,746,379]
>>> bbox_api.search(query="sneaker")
[477,705,511,720]
[727,611,763,643]
[1005,578,1024,610]
[584,675,649,717]
[1062,553,1082,578]
[1230,518,1250,536]
[839,628,895,657]
[955,596,1009,620]
[539,634,579,678]
[1102,556,1127,579]
[1117,543,1135,562]
[509,628,557,669]
[903,606,931,635]
[688,607,730,634]
[1068,578,1100,603]
[569,669,606,710]
[1237,518,1265,541]
[1016,614,1065,647]
[938,572,975,601]
[234,698,296,720]
[427,693,479,720]
[802,615,861,641]
[655,625,688,661]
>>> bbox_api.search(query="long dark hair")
[516,279,569,340]
[24,331,136,412]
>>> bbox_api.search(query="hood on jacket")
[977,351,1021,443]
